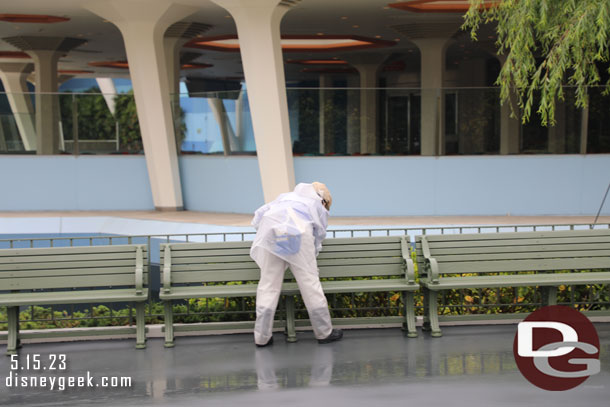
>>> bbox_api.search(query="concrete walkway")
[0,325,608,406]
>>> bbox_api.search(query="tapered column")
[3,37,86,154]
[208,98,237,155]
[0,63,36,150]
[165,22,211,151]
[96,78,117,115]
[211,0,297,202]
[395,22,460,156]
[346,75,360,154]
[349,55,386,155]
[318,74,331,154]
[494,55,521,154]
[85,0,199,210]
[412,38,450,156]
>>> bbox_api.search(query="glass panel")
[1,86,607,156]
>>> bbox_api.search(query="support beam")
[346,75,360,155]
[411,38,450,156]
[85,0,199,211]
[211,0,297,202]
[0,63,36,150]
[164,22,211,152]
[208,97,237,155]
[3,36,86,155]
[348,54,387,154]
[318,74,331,154]
[96,78,117,115]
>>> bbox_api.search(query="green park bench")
[0,244,149,355]
[160,235,418,347]
[415,229,610,337]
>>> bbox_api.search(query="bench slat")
[434,249,610,262]
[317,249,401,260]
[0,245,147,257]
[0,259,141,272]
[169,263,404,284]
[0,288,148,306]
[436,257,609,274]
[0,252,147,265]
[419,242,610,256]
[423,271,610,290]
[168,255,403,274]
[163,246,402,261]
[0,266,144,279]
[3,274,143,290]
[160,278,416,301]
[420,229,610,242]
[420,236,610,249]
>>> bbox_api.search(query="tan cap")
[312,181,332,210]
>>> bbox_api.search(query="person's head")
[311,182,332,211]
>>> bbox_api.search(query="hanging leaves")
[463,0,610,126]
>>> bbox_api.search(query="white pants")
[253,249,333,345]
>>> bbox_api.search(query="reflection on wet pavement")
[1,324,608,406]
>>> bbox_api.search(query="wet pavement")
[0,324,608,406]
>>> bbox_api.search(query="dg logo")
[513,305,601,391]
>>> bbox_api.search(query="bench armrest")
[401,236,416,284]
[426,258,440,284]
[162,246,172,294]
[135,246,144,295]
[421,236,440,284]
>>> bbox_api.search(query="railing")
[1,223,609,330]
[2,85,609,156]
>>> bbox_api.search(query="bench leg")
[6,306,20,355]
[284,296,298,343]
[135,302,146,349]
[541,286,558,306]
[401,291,418,338]
[425,289,442,337]
[164,301,175,348]
[422,287,431,332]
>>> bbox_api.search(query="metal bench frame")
[160,235,419,347]
[0,244,149,354]
[416,229,610,337]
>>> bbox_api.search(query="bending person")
[250,182,343,347]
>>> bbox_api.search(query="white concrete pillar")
[349,55,386,154]
[28,50,61,154]
[318,74,331,154]
[580,106,589,154]
[164,36,187,152]
[411,38,450,156]
[85,0,198,211]
[208,97,237,155]
[346,75,360,154]
[96,78,117,115]
[3,36,86,154]
[548,100,566,154]
[0,63,36,150]
[495,56,521,154]
[235,90,245,149]
[211,0,296,202]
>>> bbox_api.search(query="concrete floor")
[1,324,608,406]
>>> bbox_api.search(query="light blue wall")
[0,156,153,211]
[179,155,263,213]
[294,155,610,216]
[1,154,608,216]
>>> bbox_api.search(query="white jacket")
[250,183,329,267]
